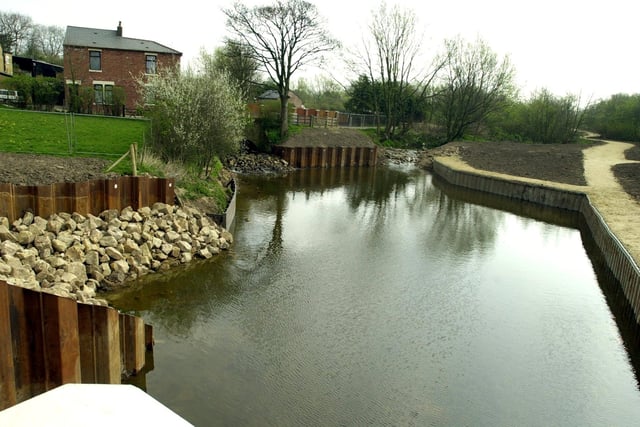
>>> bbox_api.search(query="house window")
[93,82,114,104]
[89,50,101,71]
[145,54,157,74]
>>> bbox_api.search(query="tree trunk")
[280,95,289,139]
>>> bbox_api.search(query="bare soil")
[0,153,116,186]
[0,135,638,203]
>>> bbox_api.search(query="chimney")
[116,21,122,37]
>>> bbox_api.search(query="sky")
[8,0,640,102]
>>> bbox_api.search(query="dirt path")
[583,141,640,266]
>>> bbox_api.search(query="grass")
[0,106,153,174]
[0,106,149,158]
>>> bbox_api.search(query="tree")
[0,12,33,54]
[354,2,442,140]
[433,36,516,144]
[138,56,248,177]
[223,0,339,138]
[212,40,261,101]
[583,93,640,141]
[293,75,346,111]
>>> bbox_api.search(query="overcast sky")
[10,0,639,101]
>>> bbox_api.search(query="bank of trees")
[0,11,64,64]
[582,94,640,141]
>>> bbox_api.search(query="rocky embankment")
[0,203,232,305]
[225,153,295,174]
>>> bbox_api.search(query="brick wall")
[64,47,180,113]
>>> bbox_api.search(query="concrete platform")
[0,384,192,426]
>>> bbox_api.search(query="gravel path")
[583,140,640,266]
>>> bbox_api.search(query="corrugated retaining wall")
[433,159,640,325]
[273,146,378,168]
[0,176,175,223]
[0,280,152,411]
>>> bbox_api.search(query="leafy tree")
[432,36,516,144]
[583,93,640,141]
[293,76,346,111]
[211,41,261,101]
[223,0,339,138]
[138,58,248,177]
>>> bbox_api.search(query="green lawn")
[0,107,150,158]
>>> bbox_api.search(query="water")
[107,166,640,426]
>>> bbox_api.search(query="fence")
[0,176,175,223]
[0,280,152,410]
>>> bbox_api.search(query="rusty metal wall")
[0,280,152,410]
[0,176,175,222]
[274,146,378,168]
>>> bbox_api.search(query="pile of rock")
[0,203,232,306]
[225,153,295,174]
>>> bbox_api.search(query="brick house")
[63,22,181,114]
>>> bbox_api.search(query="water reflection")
[105,166,640,426]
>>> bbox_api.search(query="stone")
[99,235,119,248]
[120,206,135,221]
[65,245,85,262]
[65,261,88,283]
[21,211,34,226]
[197,248,213,259]
[85,250,100,267]
[46,216,64,234]
[0,240,22,257]
[0,224,16,242]
[111,259,130,274]
[152,202,173,215]
[105,247,124,260]
[0,262,11,275]
[176,241,192,253]
[123,239,140,253]
[165,231,181,243]
[46,255,67,269]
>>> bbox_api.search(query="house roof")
[63,25,181,55]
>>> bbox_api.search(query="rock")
[0,240,22,256]
[85,250,100,266]
[111,259,130,274]
[99,235,118,248]
[0,225,16,242]
[65,245,85,262]
[105,247,124,260]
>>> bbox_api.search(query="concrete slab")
[0,383,192,426]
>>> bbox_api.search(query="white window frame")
[89,49,102,72]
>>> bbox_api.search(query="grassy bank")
[0,107,231,213]
[0,107,149,157]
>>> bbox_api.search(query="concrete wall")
[433,159,640,324]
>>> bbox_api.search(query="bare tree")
[434,36,516,143]
[37,24,65,63]
[223,0,339,138]
[0,11,33,54]
[354,3,443,140]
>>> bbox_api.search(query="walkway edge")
[433,157,640,324]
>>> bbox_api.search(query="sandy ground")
[583,141,640,266]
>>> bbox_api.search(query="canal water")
[107,166,640,426]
